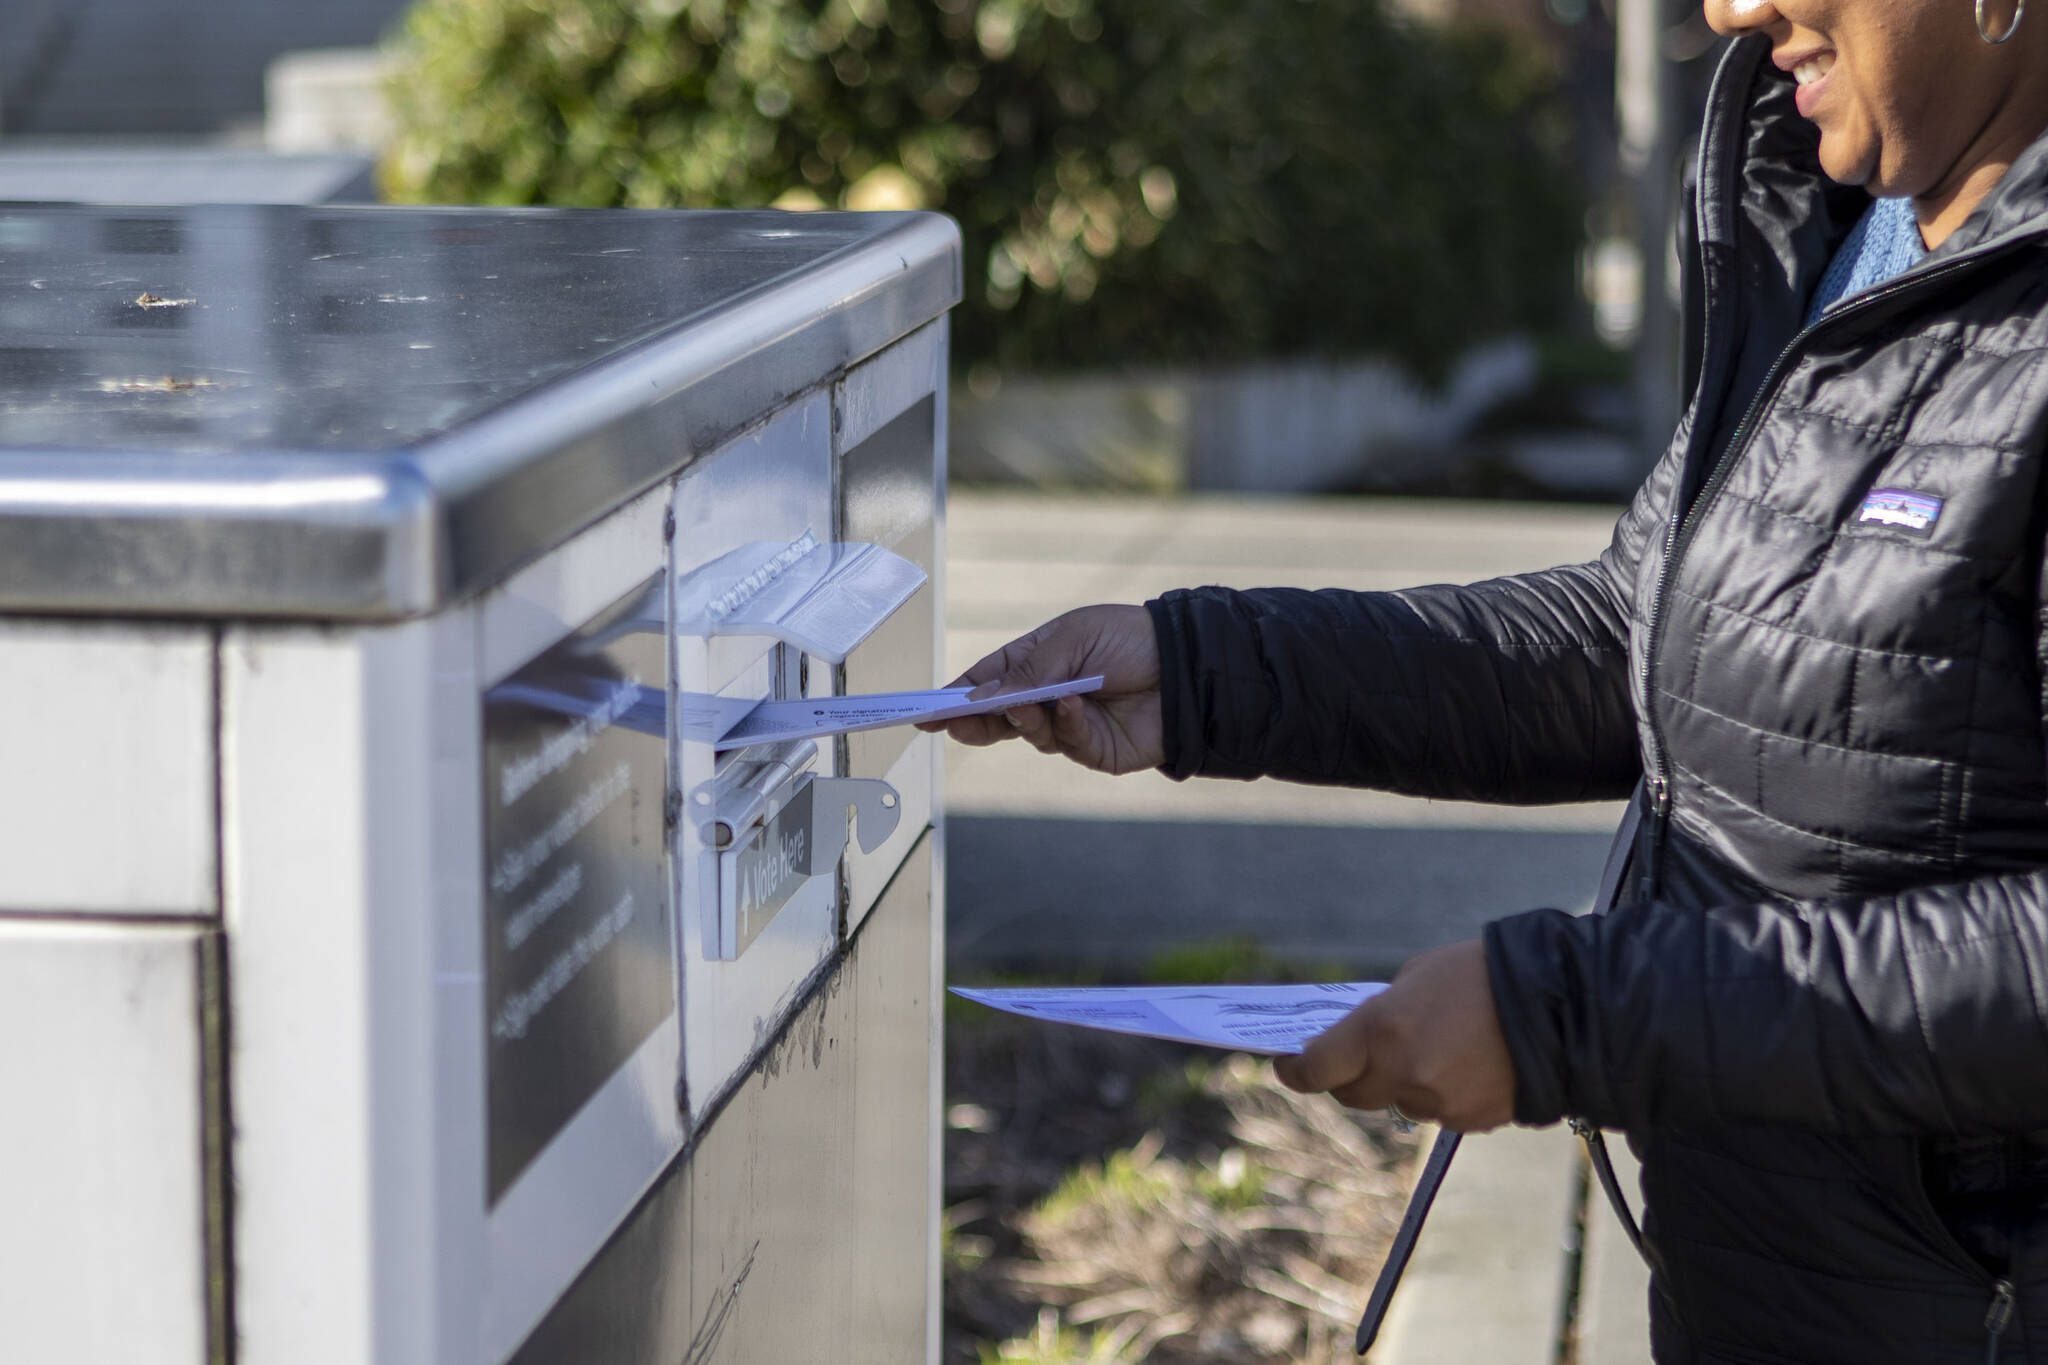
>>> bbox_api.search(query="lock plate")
[708,773,900,960]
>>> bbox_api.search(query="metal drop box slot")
[0,202,957,1364]
[672,529,924,962]
[698,737,902,960]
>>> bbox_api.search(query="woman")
[930,0,2048,1358]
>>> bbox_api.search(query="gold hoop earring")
[1978,0,2025,43]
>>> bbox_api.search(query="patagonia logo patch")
[1857,487,1944,537]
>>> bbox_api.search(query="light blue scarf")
[1805,197,1928,327]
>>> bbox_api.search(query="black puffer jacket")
[1147,36,2048,1364]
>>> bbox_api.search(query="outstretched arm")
[1149,440,1676,802]
[1149,560,1640,803]
[935,440,1682,800]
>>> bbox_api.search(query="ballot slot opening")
[684,645,904,962]
[702,736,818,852]
[693,645,804,960]
[675,534,919,964]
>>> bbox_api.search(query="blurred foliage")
[1140,935,1294,985]
[980,1312,1132,1364]
[385,0,1583,376]
[1033,1142,1177,1226]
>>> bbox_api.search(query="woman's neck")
[1913,93,2048,249]
[1915,153,2023,249]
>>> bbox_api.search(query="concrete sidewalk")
[943,489,1629,977]
[1369,1128,1651,1365]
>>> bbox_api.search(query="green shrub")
[384,0,1582,376]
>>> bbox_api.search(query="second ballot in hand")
[916,603,1165,774]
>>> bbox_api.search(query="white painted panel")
[0,918,209,1363]
[0,619,214,915]
[428,607,490,1365]
[233,495,684,1365]
[223,619,447,1365]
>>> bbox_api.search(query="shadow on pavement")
[946,815,1617,979]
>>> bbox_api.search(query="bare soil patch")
[944,1009,1419,1364]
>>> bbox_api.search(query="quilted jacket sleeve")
[1145,447,1678,804]
[1484,866,2048,1134]
[1483,500,2048,1137]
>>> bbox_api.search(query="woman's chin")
[1816,138,1880,191]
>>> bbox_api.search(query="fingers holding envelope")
[1274,941,1516,1134]
[918,604,1166,774]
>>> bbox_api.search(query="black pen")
[1354,1128,1461,1355]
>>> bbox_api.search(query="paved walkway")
[943,489,1653,1360]
[944,489,1628,977]
[1369,1128,1650,1365]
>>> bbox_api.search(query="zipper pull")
[1985,1279,2015,1364]
[1649,774,1672,817]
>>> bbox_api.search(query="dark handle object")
[1355,1128,1462,1355]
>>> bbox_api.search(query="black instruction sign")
[482,575,672,1202]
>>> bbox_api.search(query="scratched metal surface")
[0,202,961,619]
[507,837,936,1363]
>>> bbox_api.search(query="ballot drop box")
[0,203,957,1364]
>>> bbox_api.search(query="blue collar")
[1806,197,1927,326]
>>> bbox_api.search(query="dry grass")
[945,1013,1418,1364]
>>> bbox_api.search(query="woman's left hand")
[1273,939,1517,1133]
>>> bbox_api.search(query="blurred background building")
[0,0,1719,497]
[0,0,406,136]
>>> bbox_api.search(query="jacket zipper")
[1898,1139,2027,1353]
[1634,244,2023,883]
[1985,1278,2015,1364]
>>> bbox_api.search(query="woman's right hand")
[920,603,1165,774]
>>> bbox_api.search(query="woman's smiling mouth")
[1785,49,1837,115]
[1793,53,1836,84]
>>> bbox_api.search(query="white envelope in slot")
[713,675,1105,750]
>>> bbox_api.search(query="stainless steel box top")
[0,203,960,620]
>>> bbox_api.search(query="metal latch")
[694,740,900,960]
